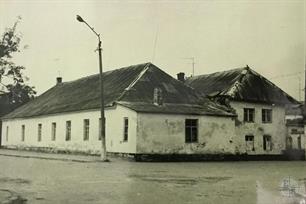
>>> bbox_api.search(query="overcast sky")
[0,0,305,100]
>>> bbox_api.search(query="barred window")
[185,119,198,143]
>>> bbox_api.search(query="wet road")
[0,155,305,204]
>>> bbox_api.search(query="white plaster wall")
[231,101,286,155]
[136,113,236,154]
[1,104,137,154]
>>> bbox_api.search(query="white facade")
[1,104,137,154]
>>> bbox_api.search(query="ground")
[0,151,306,204]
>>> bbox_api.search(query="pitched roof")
[3,63,234,119]
[185,66,298,105]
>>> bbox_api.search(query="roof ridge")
[60,62,150,85]
[189,66,247,79]
[115,63,151,102]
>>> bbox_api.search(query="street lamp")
[76,15,108,161]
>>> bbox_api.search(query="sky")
[0,0,305,100]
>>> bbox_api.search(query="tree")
[0,17,36,116]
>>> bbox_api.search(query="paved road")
[0,152,305,204]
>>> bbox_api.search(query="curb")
[0,153,95,163]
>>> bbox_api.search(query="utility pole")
[304,65,306,116]
[76,15,108,162]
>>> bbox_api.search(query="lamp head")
[76,15,84,22]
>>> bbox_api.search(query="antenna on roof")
[182,57,195,76]
[151,17,159,63]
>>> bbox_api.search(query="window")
[263,135,272,151]
[185,119,198,143]
[286,137,293,149]
[66,121,71,141]
[298,136,302,150]
[21,125,25,141]
[123,117,128,142]
[244,108,255,122]
[83,119,89,141]
[6,126,9,141]
[245,135,255,151]
[291,129,298,134]
[51,122,56,141]
[38,124,42,142]
[262,109,272,123]
[99,118,102,140]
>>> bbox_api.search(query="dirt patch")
[0,189,27,204]
[129,174,231,186]
[0,177,31,184]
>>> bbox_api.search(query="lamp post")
[76,15,107,161]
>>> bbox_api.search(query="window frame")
[38,123,42,142]
[263,135,272,151]
[245,135,255,151]
[123,117,129,142]
[262,109,272,123]
[65,121,71,141]
[6,126,9,141]
[51,122,56,141]
[185,119,198,143]
[83,119,90,141]
[243,108,255,123]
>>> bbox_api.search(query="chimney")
[177,72,185,82]
[153,88,163,106]
[56,77,62,85]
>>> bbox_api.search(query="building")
[185,66,304,159]
[1,63,238,160]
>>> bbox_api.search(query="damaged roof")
[185,66,298,105]
[3,63,234,119]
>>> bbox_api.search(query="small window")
[83,119,90,141]
[244,108,255,122]
[6,126,9,141]
[21,125,25,142]
[38,124,42,142]
[262,109,272,123]
[286,137,293,149]
[298,136,302,150]
[291,129,298,134]
[245,135,255,151]
[185,119,198,143]
[123,117,128,142]
[263,135,272,151]
[66,121,71,141]
[51,122,56,141]
[98,118,106,141]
